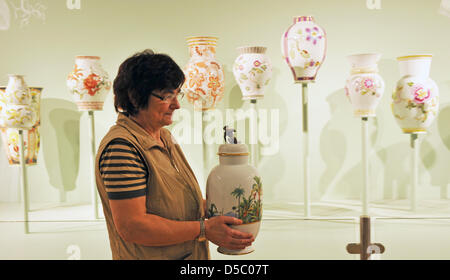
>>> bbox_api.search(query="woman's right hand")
[204,216,255,250]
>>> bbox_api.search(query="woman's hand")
[204,216,254,250]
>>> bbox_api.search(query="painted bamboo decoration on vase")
[206,128,262,255]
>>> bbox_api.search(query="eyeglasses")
[150,90,185,103]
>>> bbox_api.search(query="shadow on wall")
[40,98,81,202]
[319,88,381,200]
[422,102,450,198]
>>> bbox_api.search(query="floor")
[1,200,449,260]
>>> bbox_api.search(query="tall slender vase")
[67,56,111,111]
[392,55,439,134]
[345,53,385,117]
[206,144,263,255]
[183,36,225,111]
[0,86,42,165]
[233,46,272,100]
[281,16,327,83]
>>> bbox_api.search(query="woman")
[95,49,254,260]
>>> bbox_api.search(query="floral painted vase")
[0,126,40,165]
[345,53,385,117]
[67,56,111,111]
[281,16,327,83]
[2,76,36,129]
[4,75,31,105]
[206,143,262,255]
[233,46,272,100]
[392,55,439,134]
[183,36,225,111]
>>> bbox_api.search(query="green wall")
[0,0,449,211]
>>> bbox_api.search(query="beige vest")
[95,113,210,260]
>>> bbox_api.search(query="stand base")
[218,246,254,256]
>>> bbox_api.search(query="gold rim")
[397,55,432,61]
[76,56,100,60]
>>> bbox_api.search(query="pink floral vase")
[281,16,327,83]
[392,55,439,134]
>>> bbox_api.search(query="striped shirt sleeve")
[99,138,148,200]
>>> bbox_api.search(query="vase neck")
[293,16,314,23]
[219,156,248,165]
[188,44,217,59]
[350,66,379,75]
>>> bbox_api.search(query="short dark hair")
[113,49,185,116]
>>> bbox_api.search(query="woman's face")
[141,88,181,128]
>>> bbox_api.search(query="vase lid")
[218,144,249,156]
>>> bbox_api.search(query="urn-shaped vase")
[281,16,327,83]
[392,55,439,134]
[206,144,263,255]
[2,76,36,129]
[183,36,225,111]
[67,56,111,111]
[345,53,385,117]
[233,46,272,100]
[0,86,42,165]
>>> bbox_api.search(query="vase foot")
[217,246,254,256]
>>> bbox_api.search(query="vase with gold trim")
[345,53,385,117]
[392,55,439,134]
[183,36,225,111]
[206,143,262,255]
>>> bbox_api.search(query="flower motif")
[412,85,431,104]
[83,73,102,96]
[188,68,205,88]
[207,75,221,92]
[239,64,244,71]
[363,78,374,89]
[305,26,323,45]
[253,60,261,67]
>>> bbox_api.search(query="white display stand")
[18,130,30,233]
[88,111,100,219]
[301,83,311,218]
[410,133,419,212]
[249,99,258,167]
[361,117,370,216]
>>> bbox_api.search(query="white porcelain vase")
[2,76,36,129]
[392,55,439,134]
[233,46,272,100]
[183,36,225,111]
[345,53,385,117]
[281,16,327,83]
[206,144,262,255]
[67,56,111,111]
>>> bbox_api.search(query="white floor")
[1,200,450,260]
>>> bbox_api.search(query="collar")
[116,113,174,150]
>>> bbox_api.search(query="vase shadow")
[41,98,81,203]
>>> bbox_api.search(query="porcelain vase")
[67,56,111,111]
[281,16,327,83]
[206,144,262,255]
[0,86,42,165]
[2,75,36,129]
[183,36,225,111]
[233,46,272,100]
[392,55,439,134]
[345,53,385,117]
